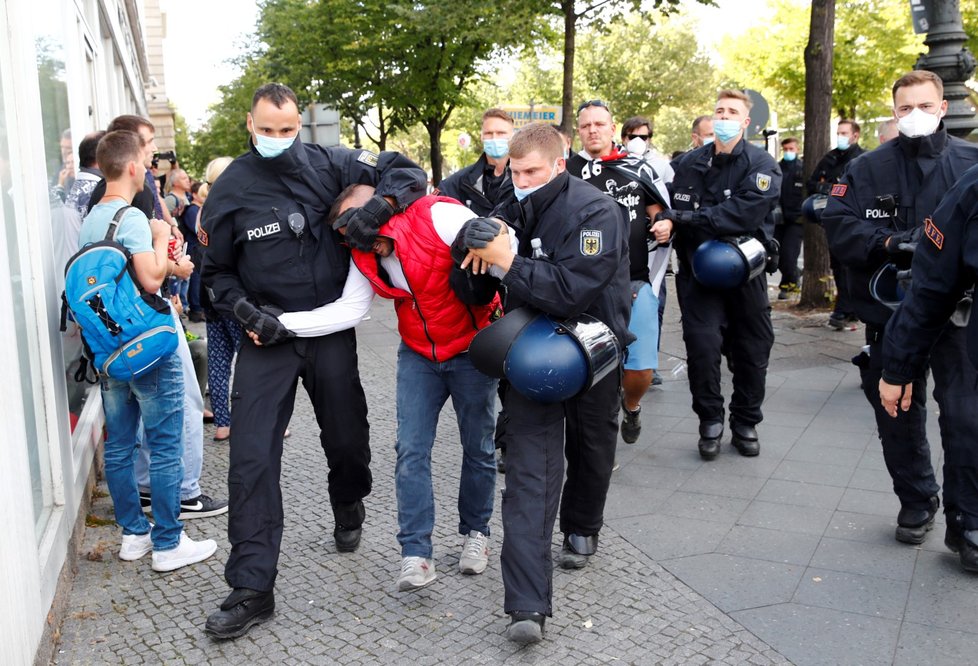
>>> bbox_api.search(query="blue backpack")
[61,205,178,381]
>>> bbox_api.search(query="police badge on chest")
[247,221,281,241]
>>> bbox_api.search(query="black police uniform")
[822,125,978,523]
[670,139,781,433]
[200,136,426,593]
[808,144,866,318]
[775,155,805,288]
[882,163,978,537]
[492,171,633,617]
[438,153,514,216]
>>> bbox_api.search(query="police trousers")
[861,325,978,528]
[224,329,371,591]
[499,369,619,616]
[676,269,774,426]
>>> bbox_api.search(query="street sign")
[502,105,562,129]
[909,0,931,34]
[744,89,770,138]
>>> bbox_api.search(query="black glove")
[655,209,696,225]
[333,195,394,251]
[233,298,296,346]
[885,227,921,256]
[460,217,502,249]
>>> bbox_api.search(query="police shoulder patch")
[831,183,847,197]
[580,229,602,256]
[197,227,209,247]
[924,217,944,250]
[357,151,379,167]
[755,173,772,192]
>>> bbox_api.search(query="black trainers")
[179,494,229,520]
[139,491,152,514]
[620,400,641,444]
[895,496,939,544]
[945,513,978,573]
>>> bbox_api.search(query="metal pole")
[915,0,978,138]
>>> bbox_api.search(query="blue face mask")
[483,138,509,159]
[783,151,797,162]
[702,137,715,146]
[254,133,297,159]
[514,158,560,202]
[836,135,850,151]
[713,119,743,143]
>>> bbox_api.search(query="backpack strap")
[103,205,134,242]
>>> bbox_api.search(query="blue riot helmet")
[802,194,828,224]
[503,313,621,404]
[692,236,767,289]
[870,262,910,310]
[468,306,538,378]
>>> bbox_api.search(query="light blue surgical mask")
[713,119,743,143]
[836,135,850,151]
[514,158,560,202]
[702,137,715,146]
[254,133,297,159]
[783,151,797,162]
[483,138,509,159]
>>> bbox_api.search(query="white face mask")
[626,136,648,156]
[897,107,942,138]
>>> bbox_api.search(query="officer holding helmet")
[458,122,634,644]
[199,83,427,639]
[655,89,781,461]
[823,70,978,550]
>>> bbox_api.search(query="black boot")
[333,500,365,552]
[505,611,545,644]
[698,422,723,460]
[945,511,978,573]
[730,421,760,457]
[558,533,598,570]
[895,496,939,545]
[204,588,275,639]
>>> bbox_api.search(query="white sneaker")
[119,530,153,561]
[397,556,437,591]
[151,532,218,572]
[459,530,489,575]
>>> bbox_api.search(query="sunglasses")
[625,134,651,141]
[577,99,610,113]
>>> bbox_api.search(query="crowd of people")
[63,70,978,646]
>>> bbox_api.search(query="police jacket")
[822,125,978,329]
[779,157,805,221]
[669,139,782,270]
[493,171,635,348]
[882,163,978,383]
[200,137,426,318]
[437,153,513,217]
[806,144,865,195]
[351,195,501,363]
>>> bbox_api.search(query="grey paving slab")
[715,525,821,567]
[754,478,846,510]
[836,487,902,518]
[737,500,834,536]
[825,510,902,546]
[793,567,911,620]
[732,603,901,666]
[809,537,918,582]
[606,514,730,562]
[784,441,865,467]
[771,458,855,487]
[679,467,769,500]
[661,553,805,612]
[657,491,751,527]
[894,622,978,666]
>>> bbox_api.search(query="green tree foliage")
[722,0,925,127]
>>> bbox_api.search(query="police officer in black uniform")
[437,108,515,216]
[808,119,865,328]
[824,70,978,551]
[200,83,426,639]
[776,137,805,299]
[459,123,633,643]
[880,156,978,572]
[657,89,781,460]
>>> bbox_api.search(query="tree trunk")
[800,0,836,309]
[427,119,443,186]
[560,1,576,136]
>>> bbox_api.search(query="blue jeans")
[395,344,497,558]
[100,352,184,551]
[135,313,203,500]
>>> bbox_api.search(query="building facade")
[0,1,168,662]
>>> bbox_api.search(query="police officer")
[459,123,633,643]
[808,119,865,329]
[437,108,515,215]
[824,70,978,551]
[776,137,804,299]
[567,102,668,454]
[200,83,426,639]
[879,158,978,572]
[656,89,780,461]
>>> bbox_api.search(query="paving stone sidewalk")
[52,276,978,665]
